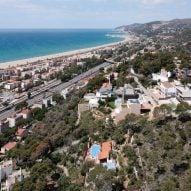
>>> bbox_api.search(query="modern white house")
[152,69,171,82]
[61,88,69,99]
[84,93,96,101]
[4,83,15,90]
[7,114,23,128]
[159,81,176,98]
[89,98,99,109]
[1,169,24,191]
[0,160,13,182]
[176,86,191,101]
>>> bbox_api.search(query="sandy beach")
[0,36,130,70]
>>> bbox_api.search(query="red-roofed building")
[1,142,17,154]
[98,141,111,163]
[16,128,28,140]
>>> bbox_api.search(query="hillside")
[116,18,191,36]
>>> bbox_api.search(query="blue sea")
[0,29,122,63]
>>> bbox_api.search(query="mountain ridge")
[116,18,191,35]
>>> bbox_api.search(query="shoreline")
[0,36,130,69]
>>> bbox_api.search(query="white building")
[159,81,176,98]
[21,109,31,119]
[89,98,99,109]
[84,93,96,101]
[7,114,23,128]
[4,83,15,90]
[176,86,191,102]
[152,69,171,82]
[1,169,23,191]
[0,160,13,182]
[42,97,53,107]
[61,88,69,99]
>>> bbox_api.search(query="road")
[0,62,111,120]
[133,76,158,107]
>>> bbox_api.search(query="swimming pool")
[104,162,116,170]
[90,144,101,158]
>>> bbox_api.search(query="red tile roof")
[16,128,27,137]
[21,109,30,114]
[3,142,17,150]
[98,141,111,160]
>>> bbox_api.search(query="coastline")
[0,35,130,69]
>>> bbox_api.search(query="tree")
[81,161,94,176]
[176,102,190,114]
[87,75,107,91]
[153,104,172,118]
[27,92,31,99]
[31,108,47,121]
[52,92,64,104]
[159,178,178,191]
[15,101,28,111]
[87,165,116,191]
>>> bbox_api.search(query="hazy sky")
[0,0,190,28]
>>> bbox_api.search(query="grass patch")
[108,101,115,109]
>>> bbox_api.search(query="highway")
[0,62,111,121]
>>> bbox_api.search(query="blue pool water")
[0,29,123,63]
[90,144,101,158]
[104,162,116,170]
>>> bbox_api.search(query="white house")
[176,86,191,101]
[42,97,53,107]
[7,114,23,128]
[1,142,17,154]
[61,88,69,99]
[159,81,176,98]
[89,98,99,109]
[4,83,15,90]
[20,109,31,119]
[1,169,24,191]
[152,69,171,82]
[0,160,13,182]
[84,93,96,101]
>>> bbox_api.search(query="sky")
[0,0,190,28]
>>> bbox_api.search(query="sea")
[0,29,123,63]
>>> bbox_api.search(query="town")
[0,18,191,191]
